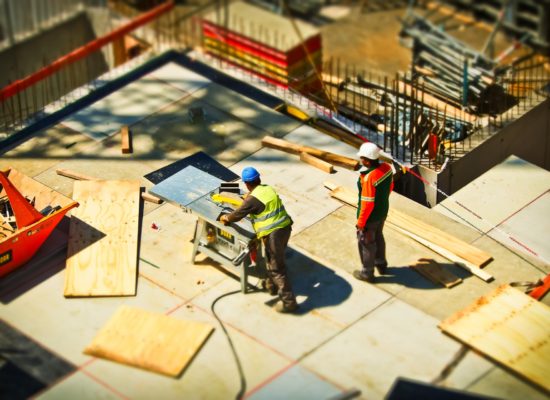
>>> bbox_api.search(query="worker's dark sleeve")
[225,195,265,222]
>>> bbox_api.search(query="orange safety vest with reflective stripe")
[356,162,394,229]
[250,185,292,238]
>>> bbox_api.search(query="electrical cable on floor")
[431,345,469,385]
[210,289,247,400]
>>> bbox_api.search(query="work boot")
[275,302,299,314]
[353,270,375,283]
[375,262,388,275]
[262,279,278,296]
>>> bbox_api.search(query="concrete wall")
[396,98,550,207]
[0,12,108,127]
[436,97,550,203]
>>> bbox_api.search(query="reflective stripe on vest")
[250,185,291,238]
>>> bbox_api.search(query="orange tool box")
[0,168,79,278]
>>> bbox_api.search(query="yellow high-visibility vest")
[250,185,292,238]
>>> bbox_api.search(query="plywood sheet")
[439,284,550,392]
[84,305,213,377]
[64,180,140,297]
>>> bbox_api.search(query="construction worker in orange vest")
[220,167,298,313]
[353,142,394,283]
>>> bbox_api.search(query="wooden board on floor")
[410,258,462,288]
[64,180,140,297]
[120,125,132,154]
[439,284,550,392]
[84,305,214,377]
[388,209,493,268]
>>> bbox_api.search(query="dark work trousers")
[263,224,296,307]
[357,219,387,278]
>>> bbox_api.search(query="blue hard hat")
[241,167,260,182]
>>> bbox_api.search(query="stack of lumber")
[202,1,322,94]
[324,182,493,282]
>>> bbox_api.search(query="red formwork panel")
[0,169,78,278]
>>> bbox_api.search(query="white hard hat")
[357,142,380,160]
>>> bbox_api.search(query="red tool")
[530,274,550,301]
[0,169,79,278]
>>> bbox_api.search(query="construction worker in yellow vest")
[220,167,298,313]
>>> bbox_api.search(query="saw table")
[150,165,266,293]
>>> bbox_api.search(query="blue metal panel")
[149,165,222,207]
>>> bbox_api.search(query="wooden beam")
[262,136,359,170]
[56,168,162,204]
[390,224,493,282]
[56,168,97,181]
[299,152,334,173]
[388,209,493,268]
[121,125,132,154]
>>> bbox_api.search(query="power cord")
[210,282,265,400]
[210,289,247,400]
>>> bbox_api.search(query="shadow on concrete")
[0,223,70,304]
[374,262,469,289]
[285,247,353,314]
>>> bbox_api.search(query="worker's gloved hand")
[219,214,230,225]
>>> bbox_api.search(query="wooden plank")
[120,125,132,154]
[409,258,462,288]
[84,305,213,377]
[64,180,140,297]
[324,182,493,268]
[56,168,97,182]
[388,209,493,268]
[324,182,493,281]
[262,136,359,170]
[141,190,163,204]
[390,224,493,282]
[56,168,162,204]
[439,284,550,392]
[299,152,334,173]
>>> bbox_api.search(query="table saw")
[150,165,266,293]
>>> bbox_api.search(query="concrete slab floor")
[434,156,550,235]
[61,75,189,140]
[300,297,493,399]
[1,125,96,177]
[1,57,549,400]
